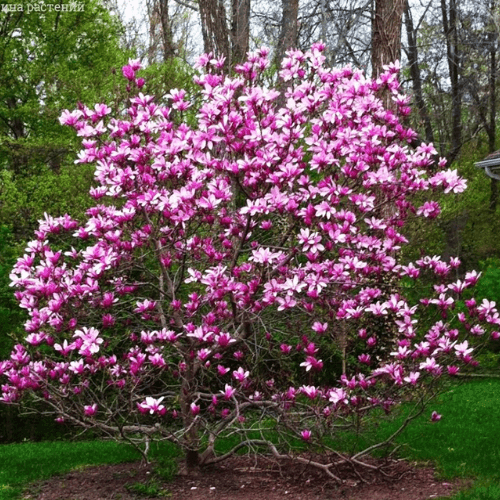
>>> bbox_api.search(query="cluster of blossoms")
[1,45,497,468]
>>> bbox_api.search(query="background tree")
[275,0,299,68]
[196,0,251,67]
[371,0,405,79]
[0,0,131,239]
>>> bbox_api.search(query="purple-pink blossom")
[1,45,497,467]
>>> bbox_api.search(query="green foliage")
[0,226,23,358]
[0,0,133,246]
[152,457,178,482]
[0,4,203,244]
[0,164,95,239]
[126,479,171,498]
[400,134,500,274]
[0,0,130,173]
[140,58,198,101]
[447,147,500,270]
[473,258,500,304]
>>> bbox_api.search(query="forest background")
[1,0,500,441]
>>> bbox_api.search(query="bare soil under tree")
[26,455,466,500]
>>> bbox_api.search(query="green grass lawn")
[0,441,140,500]
[394,380,500,479]
[0,439,179,500]
[1,379,500,499]
[381,379,500,499]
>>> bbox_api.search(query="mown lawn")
[375,379,500,500]
[405,379,500,499]
[0,440,177,500]
[1,379,500,499]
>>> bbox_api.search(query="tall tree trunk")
[231,0,250,65]
[371,0,405,78]
[404,0,434,145]
[441,0,462,163]
[159,0,176,61]
[275,0,299,69]
[199,0,231,66]
[488,0,498,212]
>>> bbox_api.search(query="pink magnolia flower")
[280,344,292,354]
[300,356,323,372]
[358,354,371,365]
[301,429,312,441]
[233,367,249,382]
[54,340,76,356]
[84,404,98,417]
[215,333,236,348]
[328,388,348,406]
[221,384,236,400]
[138,397,166,415]
[454,341,473,359]
[300,385,320,399]
[431,411,442,422]
[403,372,420,385]
[73,327,103,356]
[122,65,136,81]
[311,321,328,334]
[217,365,230,376]
[419,357,440,374]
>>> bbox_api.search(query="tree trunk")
[199,0,231,66]
[231,0,250,65]
[184,448,200,469]
[404,0,435,145]
[159,0,176,61]
[488,0,498,212]
[441,0,462,163]
[275,0,299,69]
[180,365,201,470]
[371,0,405,78]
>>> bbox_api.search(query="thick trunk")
[180,364,201,470]
[185,448,200,469]
[275,0,299,69]
[371,0,405,78]
[199,0,231,66]
[371,0,405,110]
[231,0,250,65]
[159,0,176,60]
[490,178,498,213]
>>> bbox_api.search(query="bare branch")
[172,0,198,11]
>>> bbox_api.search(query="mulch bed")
[24,455,467,500]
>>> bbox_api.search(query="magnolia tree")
[1,45,498,478]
